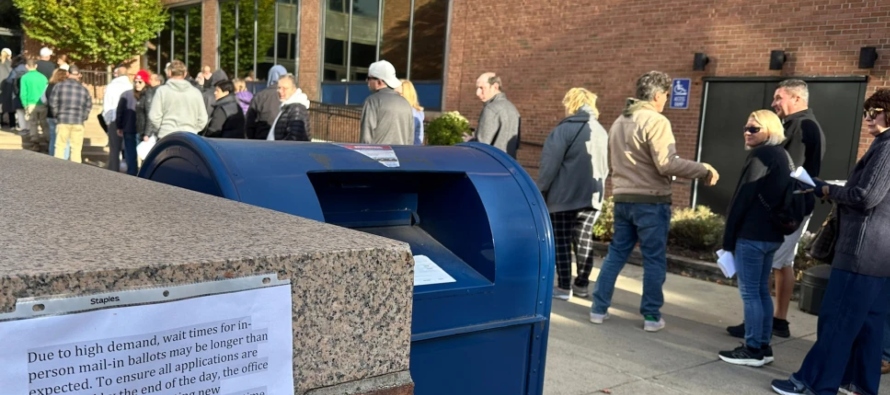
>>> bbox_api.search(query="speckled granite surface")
[0,150,414,394]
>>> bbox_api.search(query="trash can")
[798,264,832,315]
[139,133,555,395]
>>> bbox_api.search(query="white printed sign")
[337,144,400,167]
[0,285,294,395]
[413,255,456,286]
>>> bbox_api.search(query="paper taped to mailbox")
[413,255,456,286]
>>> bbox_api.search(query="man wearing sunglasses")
[727,79,826,341]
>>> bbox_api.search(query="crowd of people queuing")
[4,46,890,395]
[536,70,890,395]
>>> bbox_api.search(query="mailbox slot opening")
[307,171,496,287]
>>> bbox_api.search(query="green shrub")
[592,197,615,242]
[668,205,725,252]
[426,111,470,146]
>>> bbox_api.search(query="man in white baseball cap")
[36,47,54,79]
[359,60,413,145]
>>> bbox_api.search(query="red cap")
[135,70,150,83]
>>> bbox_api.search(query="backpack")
[759,151,809,236]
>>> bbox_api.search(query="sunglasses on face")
[864,108,885,120]
[744,126,762,134]
[134,80,145,84]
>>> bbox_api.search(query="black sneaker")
[762,345,774,364]
[773,317,791,338]
[718,344,765,367]
[770,378,811,394]
[726,322,745,338]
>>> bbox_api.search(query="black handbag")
[809,204,839,263]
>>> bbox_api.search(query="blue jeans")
[735,238,782,349]
[123,133,138,176]
[884,313,890,362]
[47,118,70,159]
[793,267,890,395]
[592,202,671,320]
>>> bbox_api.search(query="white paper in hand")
[716,249,736,278]
[791,167,816,187]
[136,136,157,161]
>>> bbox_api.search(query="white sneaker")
[589,312,610,324]
[643,317,666,332]
[552,287,572,301]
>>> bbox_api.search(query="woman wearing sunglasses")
[772,89,890,395]
[718,109,791,368]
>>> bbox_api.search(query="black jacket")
[723,144,792,251]
[202,94,245,139]
[272,102,310,141]
[783,109,825,178]
[827,131,890,277]
[135,87,157,139]
[115,90,137,135]
[245,84,280,140]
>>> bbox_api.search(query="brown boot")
[882,360,890,374]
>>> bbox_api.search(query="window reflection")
[218,0,298,82]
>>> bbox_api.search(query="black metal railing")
[307,101,362,143]
[78,69,109,102]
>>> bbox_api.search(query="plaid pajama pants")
[551,209,599,290]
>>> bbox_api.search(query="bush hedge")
[426,111,470,146]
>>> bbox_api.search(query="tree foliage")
[13,0,167,65]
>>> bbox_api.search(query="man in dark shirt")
[36,47,55,80]
[726,79,826,340]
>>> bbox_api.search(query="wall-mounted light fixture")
[859,47,878,69]
[769,50,786,70]
[693,53,709,71]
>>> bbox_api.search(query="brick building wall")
[444,0,890,207]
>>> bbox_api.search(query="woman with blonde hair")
[0,48,12,127]
[396,79,424,145]
[537,87,609,300]
[718,109,793,367]
[233,78,252,114]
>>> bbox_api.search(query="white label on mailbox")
[337,144,400,167]
[413,255,456,286]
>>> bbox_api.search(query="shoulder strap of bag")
[563,122,586,158]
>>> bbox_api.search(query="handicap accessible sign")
[669,78,691,110]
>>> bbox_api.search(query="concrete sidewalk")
[544,262,890,394]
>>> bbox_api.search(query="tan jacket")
[609,99,709,202]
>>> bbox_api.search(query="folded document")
[716,249,736,278]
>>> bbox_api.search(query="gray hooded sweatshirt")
[149,78,208,138]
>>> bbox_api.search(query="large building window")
[218,0,300,83]
[321,0,446,109]
[149,5,202,77]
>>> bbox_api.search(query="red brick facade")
[444,0,890,207]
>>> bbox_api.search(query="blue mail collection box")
[139,133,555,395]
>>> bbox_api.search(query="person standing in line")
[45,68,70,159]
[471,72,521,158]
[395,79,425,145]
[245,65,286,140]
[149,73,164,88]
[771,89,890,395]
[726,79,826,340]
[267,75,310,141]
[233,79,253,115]
[0,48,13,128]
[717,110,791,368]
[56,54,69,71]
[116,70,155,175]
[147,60,207,140]
[35,47,55,79]
[537,87,609,300]
[7,55,28,134]
[103,64,132,171]
[132,70,157,143]
[359,60,413,145]
[20,59,50,151]
[49,66,91,163]
[203,80,246,139]
[589,71,719,332]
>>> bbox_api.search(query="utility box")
[139,133,555,395]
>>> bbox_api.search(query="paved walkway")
[0,105,109,152]
[544,261,890,394]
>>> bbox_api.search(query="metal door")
[693,77,867,232]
